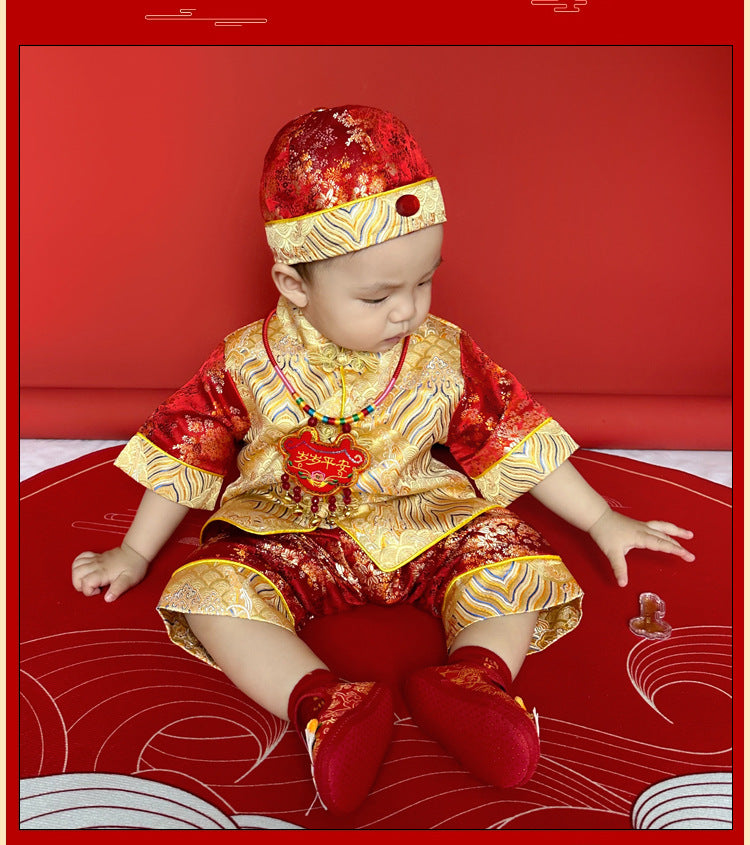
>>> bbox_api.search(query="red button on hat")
[395,194,420,217]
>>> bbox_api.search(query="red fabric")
[287,668,339,727]
[287,669,394,814]
[137,343,249,477]
[302,680,394,815]
[404,655,540,788]
[447,331,552,478]
[19,49,731,446]
[260,105,434,221]
[19,447,734,829]
[279,428,369,495]
[449,645,513,691]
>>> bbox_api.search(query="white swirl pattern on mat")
[631,772,732,829]
[20,628,733,829]
[20,773,304,829]
[21,629,287,780]
[626,626,732,724]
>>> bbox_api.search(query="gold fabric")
[118,298,578,571]
[158,561,297,668]
[157,554,582,667]
[113,433,224,509]
[443,555,583,649]
[264,178,446,263]
[473,419,579,506]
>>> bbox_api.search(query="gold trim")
[265,178,446,263]
[441,554,563,615]
[264,177,439,227]
[333,503,501,572]
[114,433,225,509]
[200,514,317,542]
[204,505,503,574]
[168,557,295,624]
[474,418,555,480]
[131,432,224,478]
[471,419,578,506]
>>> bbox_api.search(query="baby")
[72,105,694,815]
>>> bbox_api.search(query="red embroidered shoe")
[299,680,394,815]
[404,655,540,789]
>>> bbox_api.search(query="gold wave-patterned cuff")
[264,178,446,263]
[442,555,582,650]
[473,419,578,506]
[113,433,225,509]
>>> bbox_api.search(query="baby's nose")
[390,295,417,322]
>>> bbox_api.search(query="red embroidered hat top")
[259,105,446,263]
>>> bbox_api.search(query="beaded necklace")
[262,308,410,523]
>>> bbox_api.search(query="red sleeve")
[138,342,251,477]
[446,331,551,479]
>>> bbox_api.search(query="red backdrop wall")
[20,45,732,447]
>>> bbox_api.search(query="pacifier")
[629,592,672,640]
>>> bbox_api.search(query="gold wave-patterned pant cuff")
[158,561,297,669]
[442,556,583,651]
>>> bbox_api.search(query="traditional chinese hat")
[260,105,446,264]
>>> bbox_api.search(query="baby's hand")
[587,509,694,588]
[71,544,149,602]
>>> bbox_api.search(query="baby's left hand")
[587,509,694,587]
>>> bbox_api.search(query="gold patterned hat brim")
[264,177,446,264]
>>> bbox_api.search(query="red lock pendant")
[279,426,370,495]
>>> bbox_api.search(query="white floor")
[18,439,732,488]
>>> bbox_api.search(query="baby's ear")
[271,263,308,307]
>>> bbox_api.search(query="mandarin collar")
[276,296,386,374]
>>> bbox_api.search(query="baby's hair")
[292,250,356,282]
[293,261,315,282]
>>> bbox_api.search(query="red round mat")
[18,448,734,830]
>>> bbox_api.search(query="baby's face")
[298,225,443,353]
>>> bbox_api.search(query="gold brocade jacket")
[114,297,578,571]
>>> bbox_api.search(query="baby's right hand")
[71,544,149,602]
